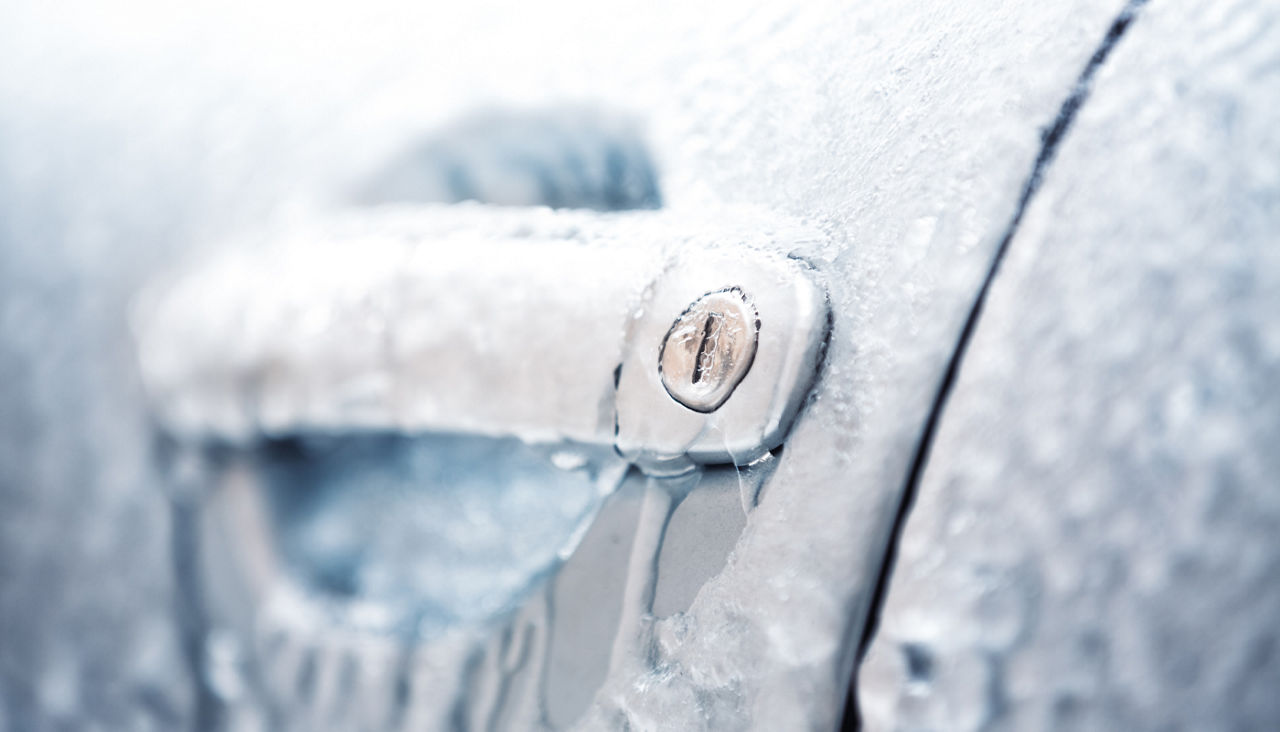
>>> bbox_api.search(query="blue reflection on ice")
[255,434,608,639]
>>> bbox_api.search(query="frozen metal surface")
[5,0,1260,729]
[614,246,829,473]
[658,289,759,414]
[859,0,1280,728]
[134,206,829,468]
[571,2,1126,729]
[132,206,664,445]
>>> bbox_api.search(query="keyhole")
[690,313,720,386]
[658,289,759,413]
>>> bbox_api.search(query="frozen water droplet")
[902,642,934,691]
[551,450,589,471]
[204,630,248,702]
[737,450,781,515]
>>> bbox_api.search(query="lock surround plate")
[614,250,829,475]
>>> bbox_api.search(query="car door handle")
[134,205,830,475]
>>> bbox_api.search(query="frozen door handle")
[134,205,830,471]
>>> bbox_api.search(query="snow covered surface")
[859,1,1280,728]
[2,0,1276,729]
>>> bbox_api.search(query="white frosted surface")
[6,0,1249,729]
[134,206,663,445]
[134,205,826,468]
[859,1,1280,728]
